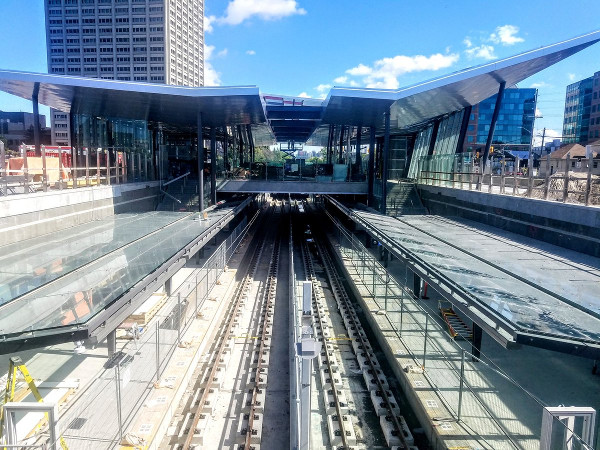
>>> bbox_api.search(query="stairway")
[385,181,428,216]
[440,306,473,341]
[156,177,203,212]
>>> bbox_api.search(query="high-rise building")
[562,75,593,144]
[589,71,600,142]
[463,88,537,153]
[44,0,204,146]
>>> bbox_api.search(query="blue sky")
[1,0,600,144]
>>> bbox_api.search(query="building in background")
[0,111,51,148]
[463,88,537,154]
[589,71,600,142]
[44,0,205,146]
[562,74,594,144]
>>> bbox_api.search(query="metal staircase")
[385,181,428,216]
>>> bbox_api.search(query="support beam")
[428,119,440,156]
[327,124,334,163]
[107,330,116,357]
[381,111,391,214]
[32,83,41,157]
[456,105,472,154]
[210,126,217,205]
[246,124,254,163]
[367,126,375,207]
[237,125,244,166]
[223,126,229,173]
[482,81,506,170]
[355,126,362,175]
[338,125,345,163]
[232,124,237,168]
[197,112,204,212]
[413,272,421,298]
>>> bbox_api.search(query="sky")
[1,0,600,146]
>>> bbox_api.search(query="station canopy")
[0,30,598,145]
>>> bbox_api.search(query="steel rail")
[180,206,271,450]
[300,235,351,449]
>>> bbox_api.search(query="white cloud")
[315,83,331,92]
[317,93,327,100]
[349,80,359,87]
[568,73,576,81]
[490,25,524,46]
[463,38,473,48]
[297,92,310,98]
[530,81,550,88]
[346,53,459,89]
[204,15,216,33]
[203,44,221,86]
[217,48,228,57]
[535,107,543,118]
[465,44,496,60]
[219,0,306,25]
[246,50,256,55]
[346,63,373,77]
[333,76,348,84]
[533,128,561,147]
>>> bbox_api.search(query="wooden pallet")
[126,292,168,326]
[440,307,473,341]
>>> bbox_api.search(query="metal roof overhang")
[315,30,600,143]
[0,70,267,127]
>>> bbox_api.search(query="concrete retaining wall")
[418,185,600,257]
[0,182,160,246]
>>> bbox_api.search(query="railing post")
[585,156,593,206]
[527,149,534,198]
[177,292,182,343]
[478,159,483,191]
[106,149,111,186]
[563,154,570,203]
[500,157,505,194]
[155,320,160,380]
[96,148,101,185]
[457,349,465,421]
[0,140,5,196]
[544,153,551,200]
[85,148,90,187]
[41,145,48,192]
[423,314,428,369]
[513,157,519,196]
[115,364,123,442]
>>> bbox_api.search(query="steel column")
[381,111,391,214]
[32,83,41,157]
[238,125,244,166]
[107,329,116,357]
[338,125,345,163]
[327,124,334,163]
[456,105,472,154]
[223,126,229,173]
[246,124,254,164]
[355,126,362,175]
[210,126,217,205]
[367,126,376,207]
[482,81,506,170]
[197,112,204,212]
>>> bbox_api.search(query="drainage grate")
[68,417,87,430]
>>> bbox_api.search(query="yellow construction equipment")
[0,356,69,449]
[439,303,473,341]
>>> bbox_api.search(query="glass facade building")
[563,76,594,144]
[464,88,537,152]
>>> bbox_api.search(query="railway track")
[159,201,287,449]
[299,203,416,450]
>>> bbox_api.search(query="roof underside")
[0,30,598,146]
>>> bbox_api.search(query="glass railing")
[222,161,368,183]
[327,212,595,450]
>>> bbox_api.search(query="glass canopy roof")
[353,210,600,346]
[0,208,237,338]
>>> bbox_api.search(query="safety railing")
[0,143,155,197]
[289,217,302,450]
[416,152,600,206]
[12,212,258,449]
[327,212,595,450]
